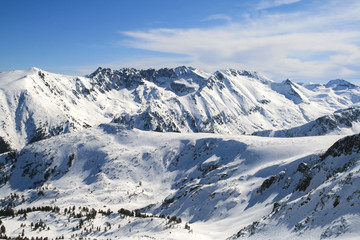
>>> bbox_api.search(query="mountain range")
[1,66,360,152]
[0,67,359,239]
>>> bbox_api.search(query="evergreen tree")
[0,225,5,234]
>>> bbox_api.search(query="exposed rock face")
[321,133,360,159]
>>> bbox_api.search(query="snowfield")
[0,67,360,239]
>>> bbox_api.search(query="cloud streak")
[256,0,302,10]
[121,0,360,81]
[203,14,232,22]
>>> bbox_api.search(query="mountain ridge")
[1,66,360,153]
[253,107,360,137]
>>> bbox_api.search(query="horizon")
[3,65,360,87]
[1,0,359,83]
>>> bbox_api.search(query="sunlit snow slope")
[0,67,360,239]
[1,124,356,239]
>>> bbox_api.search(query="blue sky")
[1,0,360,82]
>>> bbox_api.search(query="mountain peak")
[282,78,294,85]
[0,67,44,88]
[29,66,41,72]
[173,65,195,72]
[208,69,268,84]
[87,67,112,78]
[325,79,357,90]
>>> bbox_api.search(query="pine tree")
[0,225,5,234]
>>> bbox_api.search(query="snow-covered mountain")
[1,67,360,152]
[253,107,360,137]
[0,66,360,239]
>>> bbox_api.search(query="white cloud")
[119,0,360,82]
[204,14,232,22]
[256,0,302,10]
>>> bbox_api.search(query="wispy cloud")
[256,0,302,10]
[120,0,360,81]
[203,14,232,22]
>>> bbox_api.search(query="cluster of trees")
[5,150,17,163]
[118,207,182,224]
[71,220,113,236]
[62,206,112,219]
[118,208,134,217]
[0,204,187,239]
[0,236,55,240]
[0,151,17,185]
[0,205,60,218]
[8,193,24,201]
[0,206,15,217]
[0,137,12,154]
[31,220,48,231]
[0,193,25,212]
[168,215,182,224]
[0,174,9,185]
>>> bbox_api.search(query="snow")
[2,66,360,152]
[0,124,356,239]
[253,107,360,137]
[0,67,360,239]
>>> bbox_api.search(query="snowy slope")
[0,68,108,151]
[253,107,360,137]
[1,67,360,153]
[230,133,360,240]
[1,124,360,239]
